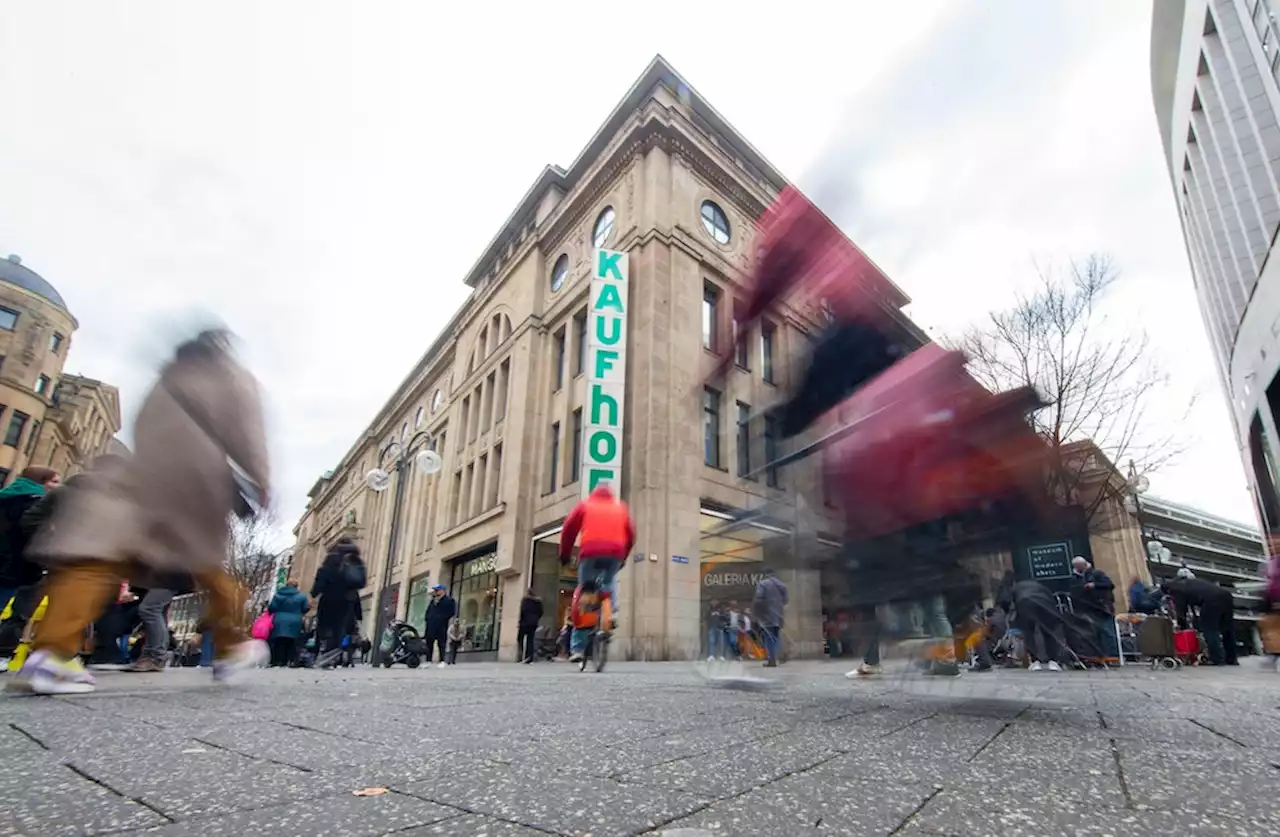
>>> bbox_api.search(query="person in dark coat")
[310,539,366,659]
[517,589,543,664]
[1070,557,1118,658]
[267,578,310,667]
[0,467,62,606]
[0,467,63,657]
[752,568,789,668]
[1128,578,1161,615]
[997,572,1067,671]
[424,585,456,668]
[1162,577,1238,666]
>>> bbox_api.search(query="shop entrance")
[530,528,577,634]
[446,547,501,659]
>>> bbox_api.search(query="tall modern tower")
[1152,0,1280,534]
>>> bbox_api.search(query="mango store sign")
[582,248,629,497]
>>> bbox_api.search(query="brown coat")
[30,352,270,574]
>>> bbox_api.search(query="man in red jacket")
[559,482,634,661]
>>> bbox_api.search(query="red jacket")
[560,486,635,563]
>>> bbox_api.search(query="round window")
[701,200,731,245]
[550,254,569,293]
[592,206,616,248]
[430,389,443,415]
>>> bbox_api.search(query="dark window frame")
[763,416,781,488]
[4,410,29,448]
[553,327,566,391]
[761,321,776,384]
[0,308,18,332]
[703,387,722,469]
[573,311,588,376]
[548,421,561,493]
[702,284,720,352]
[736,401,753,479]
[570,408,583,484]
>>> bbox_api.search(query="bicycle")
[571,572,614,673]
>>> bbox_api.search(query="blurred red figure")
[719,186,1051,537]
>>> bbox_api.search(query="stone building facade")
[289,56,930,661]
[0,255,121,483]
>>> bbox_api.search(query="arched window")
[551,254,569,292]
[592,207,616,248]
[700,200,731,245]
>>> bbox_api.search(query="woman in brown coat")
[13,330,271,695]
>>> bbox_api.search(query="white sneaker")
[707,655,716,663]
[212,640,268,684]
[437,662,447,669]
[845,663,881,679]
[1030,661,1044,672]
[10,650,96,695]
[1047,660,1062,672]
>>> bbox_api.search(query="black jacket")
[311,543,366,633]
[0,489,50,588]
[1163,578,1233,625]
[1070,568,1115,615]
[519,596,544,629]
[425,594,457,636]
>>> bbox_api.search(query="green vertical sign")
[582,248,628,496]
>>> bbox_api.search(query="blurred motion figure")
[12,329,271,694]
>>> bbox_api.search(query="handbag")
[162,381,264,519]
[251,612,274,641]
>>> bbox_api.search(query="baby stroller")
[377,620,425,668]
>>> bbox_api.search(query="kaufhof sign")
[582,248,629,496]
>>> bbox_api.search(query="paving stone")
[655,776,936,836]
[400,763,712,837]
[117,790,455,836]
[0,758,166,836]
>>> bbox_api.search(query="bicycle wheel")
[595,632,609,672]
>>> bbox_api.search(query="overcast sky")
[0,1,1255,542]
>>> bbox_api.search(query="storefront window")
[405,574,433,634]
[449,551,501,653]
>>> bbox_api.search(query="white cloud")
[0,0,1256,538]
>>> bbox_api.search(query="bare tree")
[955,255,1189,525]
[226,510,282,619]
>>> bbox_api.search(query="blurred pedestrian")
[753,569,788,668]
[12,329,271,695]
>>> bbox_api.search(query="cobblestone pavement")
[2,659,1279,836]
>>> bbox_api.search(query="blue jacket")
[268,585,310,639]
[1128,581,1160,615]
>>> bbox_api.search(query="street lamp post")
[365,428,441,666]
[1125,460,1172,574]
